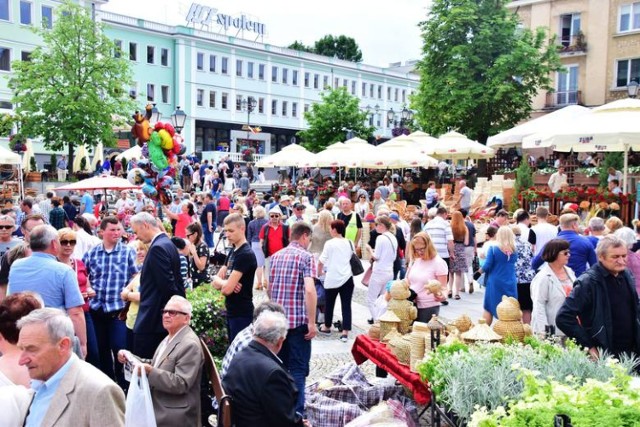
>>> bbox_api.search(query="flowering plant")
[575,167,600,177]
[8,133,27,153]
[518,187,551,202]
[187,285,228,361]
[535,167,556,175]
[242,147,255,162]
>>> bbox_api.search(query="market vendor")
[556,235,640,360]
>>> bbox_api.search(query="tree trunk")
[68,143,74,174]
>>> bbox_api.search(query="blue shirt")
[26,355,76,427]
[532,230,597,277]
[81,193,94,214]
[83,241,138,312]
[8,252,83,309]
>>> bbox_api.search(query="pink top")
[406,256,449,308]
[628,251,640,296]
[174,213,193,238]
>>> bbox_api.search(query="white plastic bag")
[125,365,157,427]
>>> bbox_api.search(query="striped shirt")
[83,241,139,312]
[423,216,453,259]
[269,241,317,330]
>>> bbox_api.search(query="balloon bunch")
[127,110,187,205]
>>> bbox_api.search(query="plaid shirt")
[220,324,253,379]
[83,241,138,312]
[269,241,317,329]
[49,207,66,230]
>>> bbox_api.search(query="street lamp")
[150,103,162,124]
[170,106,187,134]
[627,80,639,98]
[241,96,257,134]
[387,106,414,129]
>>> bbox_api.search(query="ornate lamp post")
[150,103,162,124]
[241,96,257,136]
[627,80,639,98]
[170,106,187,134]
[387,106,414,137]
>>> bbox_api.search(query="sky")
[101,0,431,68]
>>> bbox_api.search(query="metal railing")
[545,90,582,108]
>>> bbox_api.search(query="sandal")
[319,327,331,334]
[454,295,461,300]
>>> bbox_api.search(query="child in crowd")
[170,236,192,290]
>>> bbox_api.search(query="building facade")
[0,0,420,161]
[509,0,640,112]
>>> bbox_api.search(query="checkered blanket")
[305,363,418,427]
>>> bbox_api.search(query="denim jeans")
[227,316,252,343]
[278,324,311,415]
[90,308,128,389]
[84,311,100,368]
[203,226,215,248]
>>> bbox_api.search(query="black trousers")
[133,331,167,359]
[324,277,354,331]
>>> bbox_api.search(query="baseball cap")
[389,213,400,221]
[364,212,376,223]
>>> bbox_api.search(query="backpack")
[181,163,190,176]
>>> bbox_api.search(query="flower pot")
[534,174,550,186]
[26,172,41,182]
[572,173,599,187]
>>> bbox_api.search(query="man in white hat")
[278,196,292,219]
[259,206,289,294]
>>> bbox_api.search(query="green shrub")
[187,285,228,361]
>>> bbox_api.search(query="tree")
[313,35,363,62]
[298,87,374,153]
[287,40,313,53]
[10,0,135,172]
[412,0,562,144]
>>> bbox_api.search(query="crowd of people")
[0,156,639,426]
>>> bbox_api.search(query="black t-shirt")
[189,242,211,287]
[337,212,362,229]
[224,242,256,318]
[200,202,217,228]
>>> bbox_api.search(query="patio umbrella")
[313,142,360,168]
[116,145,142,162]
[408,131,440,156]
[254,144,316,168]
[522,98,640,192]
[72,145,93,173]
[56,175,140,191]
[92,142,105,169]
[361,141,439,169]
[435,131,495,160]
[487,105,591,148]
[22,140,35,173]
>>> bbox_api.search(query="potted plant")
[573,167,599,186]
[8,133,27,153]
[26,157,41,182]
[242,147,255,162]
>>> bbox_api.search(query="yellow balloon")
[158,129,174,150]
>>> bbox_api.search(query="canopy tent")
[73,145,93,173]
[115,144,142,162]
[435,131,495,159]
[487,105,591,148]
[254,144,317,168]
[361,141,439,169]
[313,142,361,168]
[522,98,640,193]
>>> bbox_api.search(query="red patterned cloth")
[351,334,431,405]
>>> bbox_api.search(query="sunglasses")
[0,225,13,230]
[186,232,196,238]
[270,215,281,218]
[162,309,188,317]
[60,239,77,246]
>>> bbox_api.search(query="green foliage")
[79,157,87,172]
[598,152,624,188]
[50,153,57,172]
[10,1,135,168]
[313,35,363,62]
[288,40,313,53]
[30,156,37,171]
[298,87,375,152]
[413,0,562,143]
[187,285,228,360]
[512,160,534,210]
[0,114,14,137]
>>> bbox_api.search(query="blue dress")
[483,245,518,318]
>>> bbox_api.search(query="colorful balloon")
[126,168,148,186]
[141,183,158,199]
[158,129,173,150]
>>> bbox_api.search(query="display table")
[351,334,431,406]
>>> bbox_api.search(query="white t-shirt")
[531,222,559,256]
[319,238,353,289]
[459,186,473,209]
[223,178,236,192]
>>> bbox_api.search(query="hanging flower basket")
[9,134,27,153]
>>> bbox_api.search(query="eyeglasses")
[162,309,188,317]
[0,225,13,230]
[186,233,195,238]
[60,239,77,246]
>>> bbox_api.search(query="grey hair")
[427,207,438,219]
[0,214,16,226]
[253,311,288,345]
[29,224,59,252]
[596,234,628,258]
[252,301,285,322]
[167,295,192,315]
[253,205,266,219]
[589,217,605,232]
[130,212,160,229]
[17,308,74,344]
[614,227,637,248]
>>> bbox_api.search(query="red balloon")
[163,123,176,137]
[154,122,164,131]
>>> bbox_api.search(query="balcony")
[545,90,583,109]
[557,32,587,56]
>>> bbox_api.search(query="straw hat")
[461,319,502,342]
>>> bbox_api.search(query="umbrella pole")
[623,145,629,195]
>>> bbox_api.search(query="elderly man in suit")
[223,310,310,427]
[129,212,184,358]
[118,295,203,427]
[18,308,125,427]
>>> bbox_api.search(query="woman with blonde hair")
[605,216,624,234]
[449,211,469,300]
[120,239,149,348]
[406,232,448,321]
[310,210,333,258]
[478,226,518,325]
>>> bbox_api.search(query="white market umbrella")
[116,145,142,162]
[522,98,640,192]
[313,142,360,168]
[361,142,439,169]
[255,144,316,168]
[487,105,591,148]
[56,175,139,191]
[73,144,93,173]
[0,141,24,199]
[92,142,105,169]
[343,137,371,158]
[408,131,440,156]
[435,131,495,159]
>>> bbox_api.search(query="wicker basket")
[368,323,381,341]
[496,296,522,321]
[493,320,526,342]
[461,319,502,343]
[389,335,411,366]
[382,329,402,345]
[450,314,473,333]
[409,323,429,372]
[379,311,401,343]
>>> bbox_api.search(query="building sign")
[186,3,266,36]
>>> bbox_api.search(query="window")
[619,3,640,32]
[304,72,310,87]
[351,81,356,95]
[0,0,8,21]
[20,1,31,25]
[129,43,137,61]
[236,59,243,77]
[196,89,204,107]
[221,57,228,74]
[282,68,288,84]
[146,84,155,102]
[41,5,53,28]
[129,83,137,99]
[402,89,406,103]
[556,65,579,105]
[616,58,640,87]
[114,40,122,58]
[209,55,216,72]
[258,97,264,113]
[147,46,154,64]
[271,99,277,115]
[161,85,169,103]
[362,82,366,96]
[334,77,339,88]
[195,53,203,71]
[221,92,228,109]
[21,51,30,61]
[395,88,399,102]
[369,84,374,98]
[248,62,254,78]
[343,79,348,88]
[282,101,288,116]
[161,48,168,66]
[304,104,310,113]
[236,95,242,111]
[272,66,278,82]
[292,70,298,86]
[292,102,298,118]
[323,76,329,88]
[313,74,319,89]
[209,91,216,108]
[560,13,581,47]
[387,87,391,100]
[258,64,265,80]
[1,48,11,71]
[378,85,382,99]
